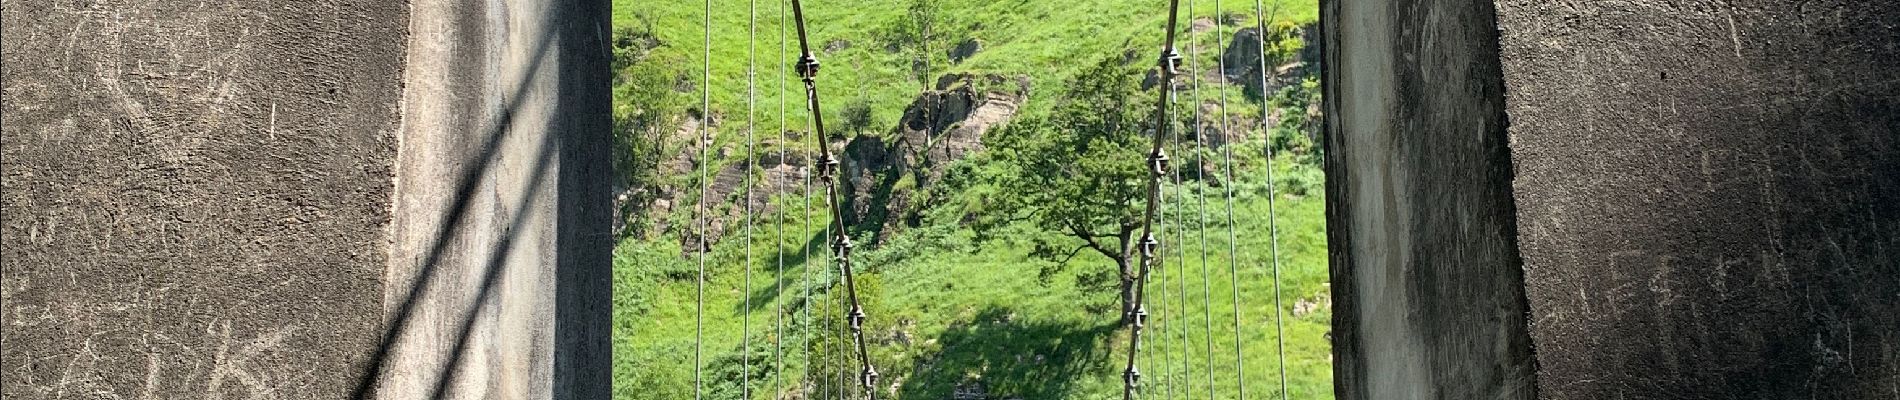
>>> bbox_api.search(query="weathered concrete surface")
[1320,0,1540,398]
[1327,0,1900,398]
[1,1,405,398]
[1,0,612,398]
[366,0,613,398]
[1496,0,1900,398]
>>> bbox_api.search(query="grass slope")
[616,178,1332,399]
[614,0,1328,398]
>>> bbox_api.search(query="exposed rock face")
[1221,24,1320,99]
[636,110,824,251]
[642,74,1030,251]
[949,38,982,63]
[843,74,1030,241]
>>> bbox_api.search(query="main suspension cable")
[693,0,712,398]
[788,0,880,397]
[1124,0,1184,398]
[795,0,817,391]
[1250,0,1290,397]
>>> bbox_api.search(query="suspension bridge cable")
[1155,63,1184,400]
[1206,0,1255,396]
[774,0,790,395]
[1137,98,1166,400]
[1248,0,1291,397]
[1154,12,1194,400]
[743,0,761,395]
[1124,0,1184,398]
[788,1,880,397]
[801,107,817,397]
[1155,61,1185,400]
[847,57,873,400]
[798,11,816,395]
[825,254,836,400]
[694,0,712,397]
[1180,0,1221,397]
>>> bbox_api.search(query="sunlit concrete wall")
[1325,0,1899,399]
[0,0,612,398]
[1320,0,1539,398]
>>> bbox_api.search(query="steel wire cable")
[744,0,762,395]
[1179,0,1222,397]
[693,0,714,397]
[1246,0,1294,396]
[774,0,791,395]
[787,1,878,396]
[1123,0,1185,398]
[694,0,712,397]
[1206,1,1252,398]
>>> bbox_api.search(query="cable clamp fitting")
[833,234,855,259]
[817,153,840,180]
[1138,233,1160,259]
[1148,150,1171,175]
[861,366,881,388]
[1159,48,1183,74]
[848,305,867,331]
[796,53,822,79]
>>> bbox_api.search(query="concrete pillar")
[1498,1,1898,398]
[0,0,612,398]
[1321,0,1539,398]
[1325,0,1900,399]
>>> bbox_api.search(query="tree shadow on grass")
[897,306,1121,399]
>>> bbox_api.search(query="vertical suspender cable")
[824,247,835,400]
[1136,113,1162,400]
[774,0,791,395]
[788,1,879,397]
[1155,69,1182,400]
[1125,0,1184,398]
[1181,0,1221,397]
[744,0,761,395]
[801,91,816,399]
[694,0,712,398]
[1249,0,1291,397]
[1208,0,1253,396]
[1169,79,1195,400]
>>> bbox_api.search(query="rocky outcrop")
[948,38,982,64]
[1220,23,1320,99]
[632,109,827,251]
[640,74,1030,251]
[842,74,1030,242]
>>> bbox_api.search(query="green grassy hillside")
[612,0,1328,399]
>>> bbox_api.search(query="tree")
[978,55,1168,324]
[610,23,687,238]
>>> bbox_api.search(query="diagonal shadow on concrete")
[346,0,611,398]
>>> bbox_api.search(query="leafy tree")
[978,55,1169,324]
[841,99,876,136]
[874,0,944,85]
[611,22,687,238]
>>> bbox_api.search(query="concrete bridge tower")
[1323,0,1899,398]
[2,0,614,398]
